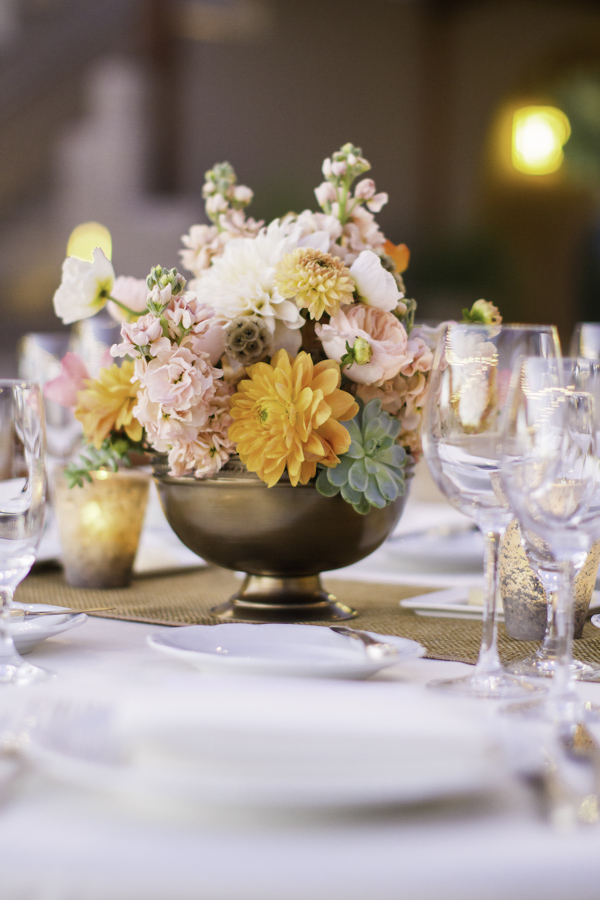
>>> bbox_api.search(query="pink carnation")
[316,304,411,385]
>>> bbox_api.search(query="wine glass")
[17,332,82,462]
[500,357,600,720]
[0,380,48,685]
[422,323,560,699]
[505,528,597,681]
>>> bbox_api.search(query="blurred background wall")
[1,0,600,374]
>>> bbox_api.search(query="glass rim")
[0,379,42,389]
[439,322,557,331]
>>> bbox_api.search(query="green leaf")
[316,469,340,497]
[373,463,400,502]
[344,418,363,447]
[340,482,362,505]
[351,495,372,515]
[365,477,386,508]
[328,455,353,487]
[377,445,407,469]
[348,459,368,492]
[362,399,382,432]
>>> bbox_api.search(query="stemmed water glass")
[422,323,560,699]
[0,380,48,685]
[500,357,600,720]
[505,531,596,681]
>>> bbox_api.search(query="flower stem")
[106,296,139,322]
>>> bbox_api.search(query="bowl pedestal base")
[210,574,357,622]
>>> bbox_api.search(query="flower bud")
[353,337,373,365]
[314,181,337,208]
[354,178,376,200]
[462,299,502,326]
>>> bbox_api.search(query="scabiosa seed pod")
[225,315,274,366]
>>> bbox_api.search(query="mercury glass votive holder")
[53,468,150,589]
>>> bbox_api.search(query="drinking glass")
[422,323,560,699]
[500,357,600,720]
[17,332,81,462]
[0,380,48,684]
[569,322,600,359]
[505,531,596,681]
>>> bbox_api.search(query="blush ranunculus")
[316,304,411,385]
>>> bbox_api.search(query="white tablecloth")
[1,613,600,900]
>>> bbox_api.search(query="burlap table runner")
[19,564,600,666]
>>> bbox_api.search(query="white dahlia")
[192,219,305,355]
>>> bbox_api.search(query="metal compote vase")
[153,455,411,622]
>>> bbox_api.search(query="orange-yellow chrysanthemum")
[75,360,142,448]
[229,349,359,487]
[274,248,355,320]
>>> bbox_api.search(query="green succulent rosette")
[316,398,407,515]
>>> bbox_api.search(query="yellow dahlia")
[229,349,359,487]
[75,360,143,448]
[274,248,355,320]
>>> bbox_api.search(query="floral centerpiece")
[51,143,437,515]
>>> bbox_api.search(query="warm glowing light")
[512,106,571,175]
[66,222,112,261]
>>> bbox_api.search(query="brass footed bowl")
[154,457,410,622]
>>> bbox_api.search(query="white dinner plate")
[26,684,503,812]
[148,623,425,679]
[7,603,87,654]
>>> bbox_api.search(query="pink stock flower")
[341,205,386,260]
[136,345,215,411]
[314,181,337,207]
[365,192,388,213]
[398,335,434,377]
[165,381,235,478]
[316,304,411,385]
[43,352,90,408]
[353,179,376,201]
[111,312,167,359]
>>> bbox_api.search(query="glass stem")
[538,588,560,660]
[0,586,18,659]
[551,559,576,703]
[475,528,503,675]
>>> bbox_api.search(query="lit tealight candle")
[53,469,150,589]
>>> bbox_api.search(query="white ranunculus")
[53,248,115,325]
[349,250,403,312]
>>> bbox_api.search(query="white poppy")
[349,250,403,312]
[53,248,115,325]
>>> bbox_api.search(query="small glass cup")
[53,468,150,589]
